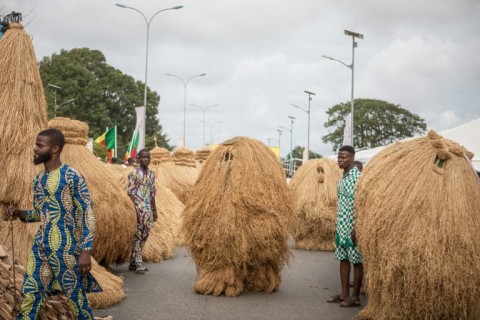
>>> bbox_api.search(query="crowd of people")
[5,127,365,318]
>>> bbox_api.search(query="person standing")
[6,129,101,319]
[327,145,363,307]
[127,149,157,274]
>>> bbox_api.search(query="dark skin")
[131,151,158,222]
[5,135,92,276]
[334,150,364,304]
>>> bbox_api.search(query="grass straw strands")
[87,258,126,309]
[49,117,136,266]
[290,158,341,251]
[182,137,295,297]
[0,23,48,265]
[0,244,75,319]
[151,162,194,204]
[356,130,480,320]
[142,184,183,261]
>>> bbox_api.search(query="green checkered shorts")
[334,245,363,264]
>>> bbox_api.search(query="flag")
[94,127,116,150]
[124,107,145,160]
[125,129,140,160]
[343,113,352,146]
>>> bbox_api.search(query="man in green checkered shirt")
[327,145,363,307]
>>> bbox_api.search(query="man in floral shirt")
[127,149,157,274]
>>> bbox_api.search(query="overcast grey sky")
[3,0,480,156]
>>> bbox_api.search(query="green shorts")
[334,245,363,264]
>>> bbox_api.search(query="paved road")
[95,247,363,320]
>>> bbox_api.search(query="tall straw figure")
[6,129,101,319]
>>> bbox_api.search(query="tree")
[286,146,322,160]
[322,99,427,152]
[39,48,171,158]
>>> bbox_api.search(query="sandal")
[339,296,360,308]
[326,294,344,303]
[135,266,146,274]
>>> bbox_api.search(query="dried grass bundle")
[356,130,480,320]
[172,147,199,188]
[172,147,197,168]
[87,258,125,309]
[0,23,48,265]
[142,184,183,262]
[182,137,295,297]
[150,146,172,165]
[151,162,193,204]
[194,148,212,163]
[290,158,341,251]
[0,244,75,319]
[48,117,136,266]
[195,148,212,171]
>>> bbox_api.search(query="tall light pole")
[190,103,218,147]
[55,99,75,117]
[291,90,315,161]
[280,115,295,176]
[47,83,61,117]
[277,129,282,156]
[322,29,363,147]
[116,3,183,148]
[201,120,222,145]
[166,73,206,146]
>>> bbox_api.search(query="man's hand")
[350,228,357,245]
[4,206,25,221]
[78,251,92,276]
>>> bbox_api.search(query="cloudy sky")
[3,0,479,156]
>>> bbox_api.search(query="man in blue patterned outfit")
[7,129,101,319]
[327,145,363,307]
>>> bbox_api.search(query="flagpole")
[114,125,117,158]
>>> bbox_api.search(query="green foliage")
[39,48,171,158]
[322,98,427,152]
[286,145,322,159]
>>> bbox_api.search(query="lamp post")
[201,120,222,145]
[55,99,75,117]
[166,73,206,146]
[291,90,315,160]
[322,29,363,147]
[277,129,282,156]
[280,115,295,176]
[190,103,218,147]
[47,83,60,117]
[116,3,183,148]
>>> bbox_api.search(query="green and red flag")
[124,129,140,160]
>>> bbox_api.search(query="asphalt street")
[95,246,363,320]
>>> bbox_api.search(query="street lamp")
[321,29,363,147]
[116,3,183,148]
[47,84,75,117]
[55,99,75,117]
[201,120,222,145]
[166,73,206,146]
[190,103,218,147]
[277,129,282,156]
[291,90,315,161]
[279,115,295,176]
